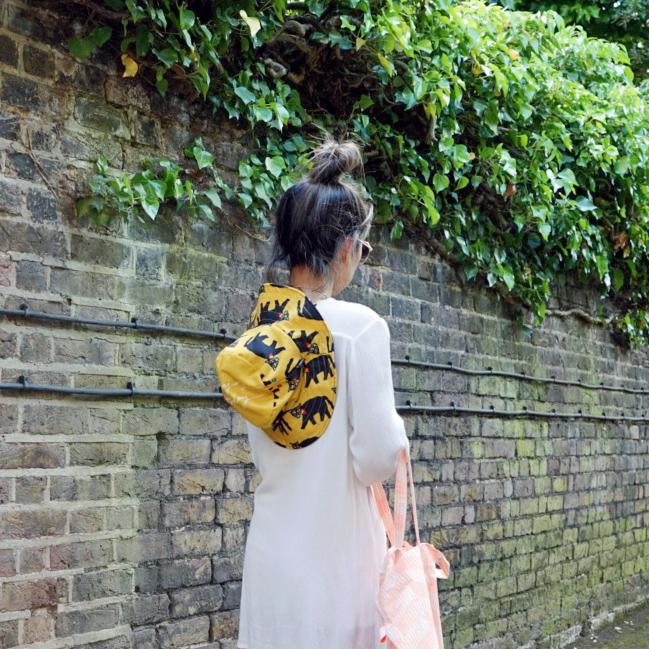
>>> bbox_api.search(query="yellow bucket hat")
[215,282,337,449]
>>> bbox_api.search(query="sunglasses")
[358,239,373,263]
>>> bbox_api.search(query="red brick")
[0,549,16,577]
[0,578,66,611]
[23,608,54,644]
[0,510,66,539]
[0,256,13,286]
[50,539,112,570]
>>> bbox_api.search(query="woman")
[235,137,409,649]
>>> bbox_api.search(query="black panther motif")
[263,284,322,321]
[290,395,335,429]
[258,298,290,324]
[271,395,334,435]
[260,357,303,396]
[288,329,319,354]
[244,333,285,369]
[271,409,293,435]
[296,298,323,321]
[304,355,335,387]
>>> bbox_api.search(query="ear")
[339,236,353,263]
[349,236,357,257]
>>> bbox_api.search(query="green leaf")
[148,180,166,201]
[222,100,240,120]
[433,173,449,192]
[377,52,396,76]
[254,181,272,206]
[203,188,222,209]
[141,197,160,220]
[253,106,273,122]
[235,86,256,104]
[500,267,515,290]
[135,25,152,57]
[452,145,471,166]
[68,26,112,60]
[614,157,630,175]
[556,168,577,194]
[273,103,290,130]
[193,147,214,170]
[612,268,624,291]
[95,155,109,175]
[171,178,183,200]
[484,101,499,132]
[198,202,215,221]
[574,196,597,212]
[264,156,286,178]
[181,28,193,50]
[125,0,144,19]
[595,254,609,278]
[76,196,104,218]
[179,7,195,30]
[390,219,404,239]
[155,74,169,95]
[354,95,373,111]
[238,192,253,208]
[423,199,440,225]
[155,47,179,67]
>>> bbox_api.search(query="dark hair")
[265,137,373,284]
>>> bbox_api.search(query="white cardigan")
[236,296,409,649]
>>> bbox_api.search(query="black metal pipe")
[0,305,237,341]
[1,377,647,423]
[398,401,649,423]
[393,357,649,395]
[2,305,647,396]
[0,376,223,399]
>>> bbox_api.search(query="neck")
[288,265,334,302]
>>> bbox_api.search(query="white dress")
[236,296,410,649]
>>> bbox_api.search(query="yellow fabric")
[215,283,337,449]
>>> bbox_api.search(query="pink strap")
[370,480,396,546]
[370,445,420,549]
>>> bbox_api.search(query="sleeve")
[347,316,410,487]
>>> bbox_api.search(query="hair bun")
[306,137,363,185]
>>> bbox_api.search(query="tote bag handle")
[371,446,450,581]
[370,445,420,549]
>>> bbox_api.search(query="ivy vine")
[76,137,232,224]
[68,0,649,348]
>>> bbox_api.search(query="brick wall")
[1,2,648,648]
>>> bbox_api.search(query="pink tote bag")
[370,445,451,649]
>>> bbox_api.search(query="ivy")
[68,0,649,348]
[76,137,233,225]
[497,0,649,82]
